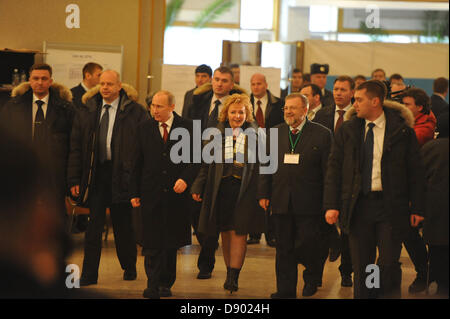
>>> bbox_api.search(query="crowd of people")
[0,60,448,299]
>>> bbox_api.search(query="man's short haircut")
[214,66,234,81]
[433,77,449,94]
[389,73,404,83]
[154,90,175,106]
[29,63,52,77]
[354,75,366,82]
[82,62,103,79]
[334,75,355,90]
[285,92,309,110]
[356,80,388,104]
[195,64,212,77]
[292,68,302,75]
[229,64,240,69]
[371,68,386,77]
[403,88,431,115]
[302,83,322,98]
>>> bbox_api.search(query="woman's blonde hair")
[218,93,254,123]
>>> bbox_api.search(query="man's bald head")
[99,70,122,103]
[250,73,268,99]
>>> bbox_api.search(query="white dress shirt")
[158,112,174,138]
[365,112,386,192]
[101,97,120,161]
[308,103,322,121]
[32,94,49,138]
[334,104,352,129]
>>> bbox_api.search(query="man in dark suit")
[71,62,103,109]
[314,75,355,287]
[68,70,149,286]
[248,73,284,246]
[310,63,334,108]
[431,77,448,120]
[324,80,425,299]
[181,64,212,119]
[0,63,75,220]
[280,68,304,100]
[130,90,198,299]
[187,66,243,280]
[259,93,332,298]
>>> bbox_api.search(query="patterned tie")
[362,122,375,195]
[255,100,265,128]
[335,110,346,133]
[161,123,169,143]
[98,104,111,163]
[291,129,299,135]
[208,99,221,127]
[34,100,45,144]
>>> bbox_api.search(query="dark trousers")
[191,200,218,273]
[82,161,137,279]
[144,249,177,291]
[403,227,428,279]
[349,195,402,299]
[429,245,449,295]
[339,232,353,276]
[249,209,275,241]
[274,212,329,294]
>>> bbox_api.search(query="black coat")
[181,87,195,119]
[0,82,75,199]
[258,120,332,216]
[421,138,449,246]
[323,100,426,237]
[321,88,335,108]
[250,90,284,129]
[191,121,265,237]
[130,113,199,249]
[70,83,87,110]
[67,85,149,205]
[313,105,336,133]
[430,94,448,119]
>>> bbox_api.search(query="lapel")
[265,91,274,121]
[294,120,313,154]
[278,123,291,154]
[45,93,59,131]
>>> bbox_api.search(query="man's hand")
[259,199,270,211]
[130,198,141,208]
[410,214,424,227]
[70,185,80,198]
[173,179,187,194]
[325,209,339,225]
[192,194,202,202]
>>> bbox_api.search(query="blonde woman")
[191,94,265,293]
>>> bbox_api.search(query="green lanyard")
[289,126,304,154]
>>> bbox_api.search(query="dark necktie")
[335,110,345,133]
[98,104,111,163]
[161,123,169,143]
[255,100,265,128]
[208,100,221,127]
[362,122,375,195]
[34,100,45,144]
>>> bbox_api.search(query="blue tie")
[362,122,375,195]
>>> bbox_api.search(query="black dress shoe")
[302,283,318,297]
[341,275,353,287]
[159,287,172,297]
[123,270,137,281]
[408,276,427,294]
[270,292,296,299]
[197,270,212,279]
[143,288,160,299]
[79,277,97,286]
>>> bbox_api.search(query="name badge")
[284,153,300,164]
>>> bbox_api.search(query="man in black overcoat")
[130,90,199,299]
[258,93,332,298]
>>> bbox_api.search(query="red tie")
[161,123,168,143]
[335,110,345,133]
[256,100,265,128]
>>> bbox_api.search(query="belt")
[363,191,383,200]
